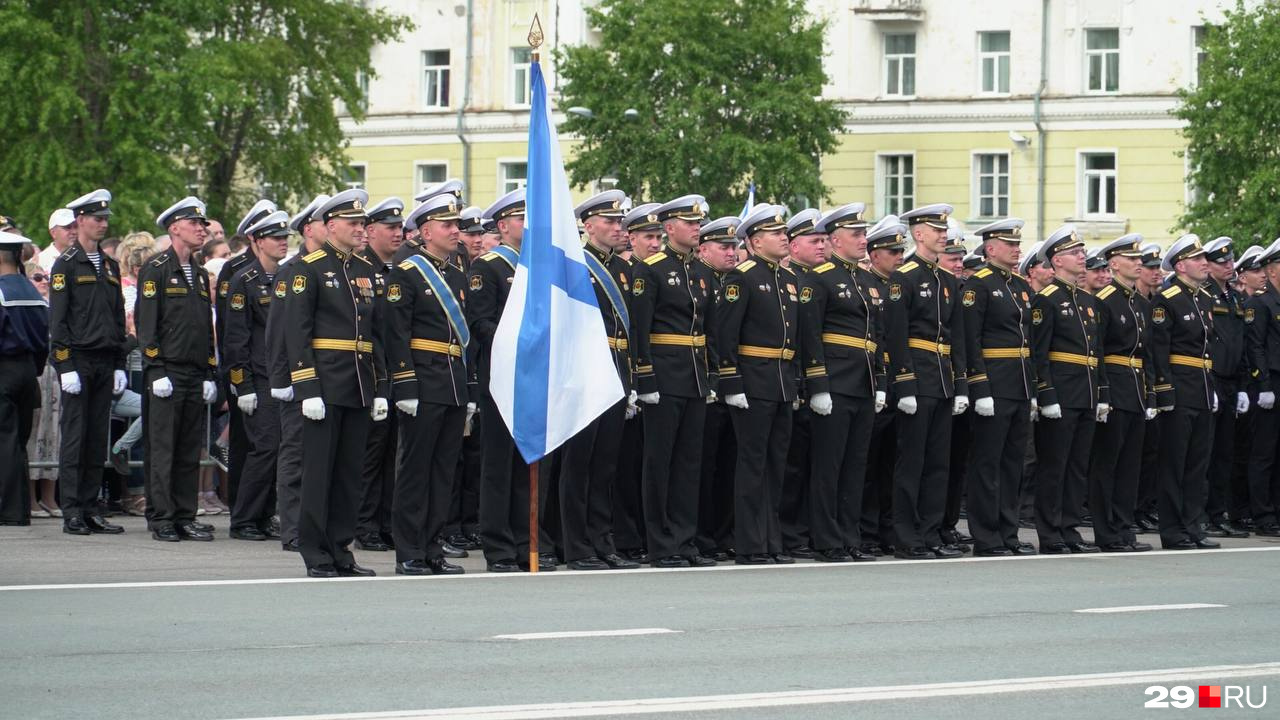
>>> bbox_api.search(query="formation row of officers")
[5,181,1278,578]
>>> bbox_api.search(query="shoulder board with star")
[1039,284,1059,297]
[643,251,668,266]
[241,267,260,283]
[812,262,835,274]
[303,249,327,264]
[60,246,79,262]
[398,259,415,271]
[898,261,919,274]
[350,252,372,266]
[150,253,169,267]
[1096,285,1116,300]
[974,267,993,279]
[735,259,757,273]
[1161,285,1182,298]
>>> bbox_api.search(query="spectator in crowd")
[23,261,60,518]
[207,219,226,244]
[200,237,230,264]
[100,236,121,260]
[109,232,158,515]
[37,209,76,273]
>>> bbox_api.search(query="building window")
[879,154,914,216]
[974,153,1010,218]
[499,161,527,194]
[511,48,532,107]
[883,33,916,97]
[1193,26,1209,86]
[185,168,202,195]
[341,164,366,191]
[356,70,369,112]
[979,31,1010,94]
[1080,152,1117,216]
[1085,28,1119,93]
[421,50,450,109]
[416,163,448,196]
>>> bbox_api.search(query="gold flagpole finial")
[528,13,544,61]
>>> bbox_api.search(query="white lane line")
[1075,603,1227,614]
[2,544,1278,592]
[492,628,681,640]
[221,662,1280,720]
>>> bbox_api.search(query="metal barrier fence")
[27,403,227,472]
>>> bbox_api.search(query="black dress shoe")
[929,544,963,559]
[1218,523,1249,539]
[622,549,650,564]
[355,533,390,551]
[448,533,482,551]
[1194,538,1220,549]
[567,557,611,571]
[465,532,483,549]
[1255,524,1280,537]
[787,546,816,559]
[151,525,180,542]
[893,547,935,560]
[176,522,213,541]
[1017,518,1036,530]
[953,530,974,543]
[1039,542,1071,555]
[814,548,853,562]
[859,542,885,557]
[427,557,465,575]
[1100,542,1138,552]
[487,559,521,572]
[1066,541,1100,554]
[1202,523,1231,538]
[188,520,215,533]
[711,550,731,562]
[440,540,468,558]
[308,565,339,578]
[1129,540,1153,552]
[1163,539,1197,550]
[336,562,376,576]
[63,517,92,535]
[396,559,431,575]
[688,554,719,567]
[1009,542,1038,555]
[379,531,396,550]
[734,553,773,565]
[845,548,876,562]
[653,555,691,568]
[976,546,1014,557]
[84,514,125,534]
[601,553,641,569]
[230,526,267,541]
[771,553,796,565]
[260,524,281,539]
[518,556,557,572]
[282,538,300,552]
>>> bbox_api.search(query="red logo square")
[1199,685,1222,708]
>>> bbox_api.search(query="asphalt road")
[2,516,1279,719]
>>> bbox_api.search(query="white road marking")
[492,628,681,640]
[220,662,1280,719]
[1,544,1277,593]
[1075,603,1227,614]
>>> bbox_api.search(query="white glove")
[152,376,173,398]
[1237,391,1250,415]
[874,391,887,414]
[706,390,718,405]
[725,393,749,410]
[237,392,258,416]
[1041,403,1062,420]
[301,397,326,421]
[897,396,918,415]
[1259,391,1275,410]
[228,383,237,397]
[464,401,477,432]
[809,392,833,416]
[396,398,419,417]
[624,390,638,419]
[271,386,294,402]
[1096,402,1111,423]
[1157,404,1174,412]
[112,370,128,395]
[953,395,969,415]
[1212,393,1220,414]
[371,397,389,422]
[201,380,217,404]
[1030,398,1039,421]
[792,398,802,411]
[60,371,82,395]
[638,392,660,405]
[1146,407,1160,420]
[975,397,995,417]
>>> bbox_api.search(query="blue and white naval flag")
[489,58,624,464]
[739,181,756,219]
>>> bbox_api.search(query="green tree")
[0,1,408,239]
[1175,1,1280,247]
[555,0,846,216]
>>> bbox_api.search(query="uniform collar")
[832,252,858,273]
[665,243,694,264]
[1053,275,1078,292]
[986,260,1012,278]
[1110,278,1134,297]
[790,259,813,273]
[752,253,780,271]
[585,241,611,263]
[422,247,450,269]
[323,241,348,260]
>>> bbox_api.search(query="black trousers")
[780,406,811,551]
[1205,379,1238,524]
[276,399,304,544]
[1231,404,1253,521]
[612,414,646,552]
[696,401,735,554]
[967,398,1031,552]
[642,394,706,560]
[144,368,205,528]
[1159,406,1214,545]
[1034,406,1094,546]
[809,394,875,551]
[445,411,482,538]
[478,393,543,564]
[230,394,280,531]
[1087,407,1145,546]
[1247,406,1280,527]
[861,410,896,547]
[299,404,372,570]
[944,410,972,539]
[394,402,464,563]
[1019,428,1037,523]
[892,396,951,549]
[357,411,396,537]
[730,398,792,556]
[1137,412,1161,517]
[58,351,114,519]
[559,398,626,562]
[224,384,247,507]
[0,356,38,524]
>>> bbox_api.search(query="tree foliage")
[1175,1,1280,247]
[555,0,846,217]
[0,0,408,238]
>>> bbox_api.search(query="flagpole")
[526,12,545,576]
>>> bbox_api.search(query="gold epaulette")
[303,249,326,264]
[736,259,757,272]
[899,261,919,273]
[813,262,835,274]
[644,251,668,266]
[1097,285,1116,300]
[1039,284,1059,297]
[398,259,415,271]
[1162,285,1183,298]
[974,268,993,279]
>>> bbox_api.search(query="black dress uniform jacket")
[1150,279,1216,410]
[799,254,885,399]
[466,243,518,391]
[716,255,800,402]
[283,243,387,407]
[215,251,254,356]
[1094,280,1155,413]
[1206,277,1248,387]
[135,248,216,378]
[961,264,1035,401]
[267,253,303,391]
[1245,283,1280,394]
[223,259,276,395]
[48,241,127,372]
[584,242,635,393]
[387,249,470,407]
[1030,278,1102,409]
[631,245,719,399]
[883,254,966,399]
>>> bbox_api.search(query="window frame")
[342,163,367,192]
[875,151,916,218]
[510,47,532,108]
[977,31,1011,95]
[883,32,917,98]
[1077,150,1119,219]
[1083,28,1120,94]
[971,151,1011,220]
[498,159,528,195]
[413,161,450,198]
[421,49,451,110]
